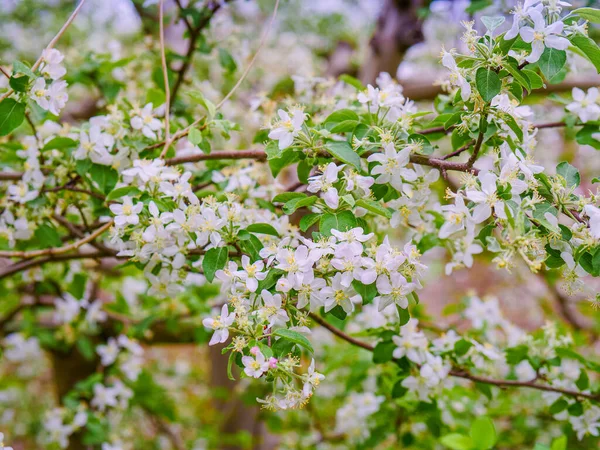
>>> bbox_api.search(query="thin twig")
[158,0,172,159]
[0,0,87,101]
[155,0,280,156]
[442,139,475,160]
[309,312,600,402]
[0,220,113,258]
[466,129,485,168]
[0,250,121,279]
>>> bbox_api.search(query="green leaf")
[398,306,410,326]
[323,109,359,126]
[355,198,391,218]
[68,273,87,299]
[373,340,395,364]
[146,87,166,107]
[283,195,317,214]
[575,125,600,150]
[188,91,216,118]
[330,120,359,133]
[440,433,473,450]
[573,7,600,23]
[9,75,29,93]
[90,164,118,194]
[549,398,568,415]
[454,339,473,356]
[34,223,62,248]
[503,58,531,92]
[319,210,357,236]
[272,192,306,203]
[325,141,361,170]
[568,34,600,73]
[556,161,580,187]
[246,223,279,236]
[476,67,501,102]
[268,148,301,177]
[42,137,77,151]
[12,60,35,78]
[106,186,142,201]
[202,246,228,282]
[339,74,365,91]
[240,234,263,261]
[523,69,544,89]
[0,98,26,136]
[218,48,237,73]
[273,329,314,353]
[470,417,496,450]
[299,213,320,232]
[538,47,567,80]
[76,158,93,176]
[481,16,505,33]
[352,280,377,304]
[391,379,408,398]
[76,336,95,361]
[551,436,567,450]
[132,371,176,421]
[188,127,202,146]
[257,269,284,291]
[533,202,559,232]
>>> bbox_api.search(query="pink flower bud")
[268,357,278,368]
[250,346,260,355]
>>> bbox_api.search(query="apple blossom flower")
[242,349,270,378]
[566,88,600,123]
[202,305,236,345]
[268,107,305,149]
[519,10,569,63]
[110,196,144,227]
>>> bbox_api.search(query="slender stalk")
[0,0,87,101]
[309,312,600,402]
[0,220,113,258]
[158,0,172,159]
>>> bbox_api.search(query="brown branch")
[43,184,108,201]
[442,139,475,160]
[0,250,122,279]
[0,220,113,258]
[158,0,172,159]
[447,369,599,401]
[165,148,482,174]
[308,312,375,352]
[309,312,600,402]
[165,149,267,165]
[170,1,228,104]
[466,128,485,168]
[155,0,280,157]
[52,215,117,255]
[419,120,568,137]
[402,75,600,101]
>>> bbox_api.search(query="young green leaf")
[325,141,361,170]
[475,68,501,102]
[273,329,314,353]
[538,47,567,80]
[202,247,228,282]
[556,161,580,188]
[0,98,26,136]
[470,417,496,449]
[246,223,279,236]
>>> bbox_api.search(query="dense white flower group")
[1,0,600,448]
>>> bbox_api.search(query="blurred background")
[1,0,600,448]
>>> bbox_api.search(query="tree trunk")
[51,347,99,450]
[359,0,425,85]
